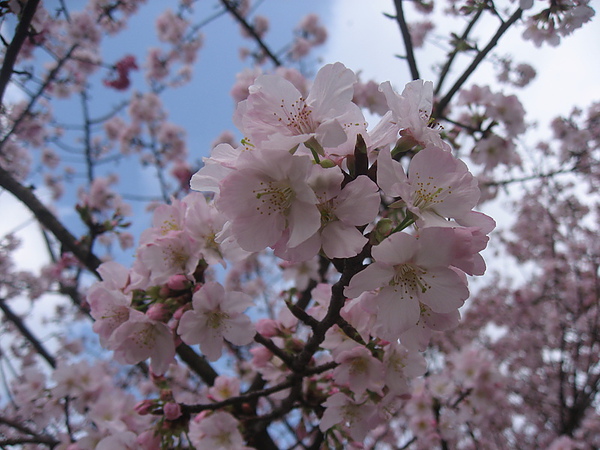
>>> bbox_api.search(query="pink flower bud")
[167,274,189,291]
[146,303,169,322]
[255,318,279,337]
[134,399,155,415]
[193,410,210,423]
[250,346,272,368]
[158,285,171,298]
[173,304,191,320]
[163,402,182,421]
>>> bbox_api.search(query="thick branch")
[254,332,295,367]
[0,165,102,277]
[0,416,59,447]
[0,298,56,368]
[291,250,367,372]
[0,0,42,107]
[176,343,219,386]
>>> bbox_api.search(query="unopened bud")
[167,274,189,291]
[255,318,279,337]
[371,219,394,244]
[163,402,182,421]
[134,399,155,415]
[146,303,169,322]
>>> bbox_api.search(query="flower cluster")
[86,62,494,447]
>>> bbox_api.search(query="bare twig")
[435,7,484,96]
[435,7,523,117]
[220,0,282,66]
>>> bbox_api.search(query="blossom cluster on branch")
[0,0,598,449]
[82,62,495,447]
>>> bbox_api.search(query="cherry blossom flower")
[382,341,427,396]
[88,262,133,347]
[177,282,254,361]
[234,62,366,156]
[274,167,380,260]
[319,392,378,442]
[345,230,469,340]
[208,375,241,402]
[333,346,385,396]
[189,411,251,450]
[96,431,139,450]
[216,150,321,253]
[378,145,481,228]
[155,9,188,44]
[183,192,249,265]
[377,79,448,150]
[400,303,461,351]
[189,142,245,195]
[353,78,388,116]
[188,411,252,450]
[108,310,176,375]
[134,230,201,287]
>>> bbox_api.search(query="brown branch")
[0,415,59,447]
[391,0,420,80]
[291,249,368,373]
[176,343,219,386]
[0,298,56,368]
[435,7,523,118]
[181,360,336,415]
[254,332,295,367]
[0,0,42,107]
[483,167,574,187]
[1,44,77,150]
[0,165,102,278]
[220,0,282,66]
[435,7,484,96]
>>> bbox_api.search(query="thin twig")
[220,0,282,66]
[435,7,484,96]
[435,7,523,117]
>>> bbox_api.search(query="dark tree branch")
[220,0,282,66]
[254,332,295,367]
[291,248,368,373]
[483,167,574,187]
[176,343,219,386]
[0,0,42,108]
[0,298,56,368]
[391,0,420,80]
[435,7,523,117]
[181,360,336,415]
[0,44,77,150]
[435,7,484,96]
[0,166,102,277]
